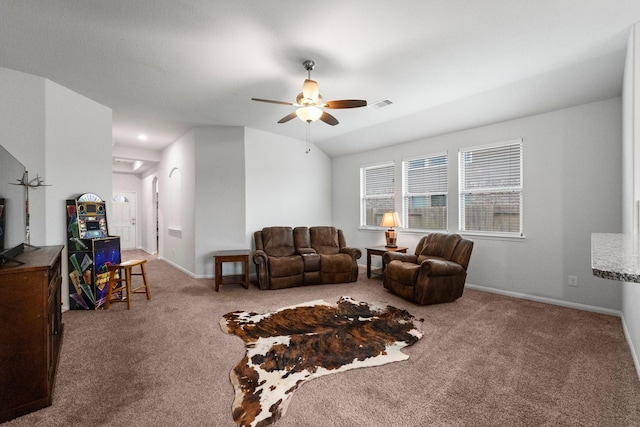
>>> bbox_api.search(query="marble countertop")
[591,233,640,282]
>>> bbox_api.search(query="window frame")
[458,139,523,237]
[401,152,448,232]
[360,162,396,228]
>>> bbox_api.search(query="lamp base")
[385,229,397,248]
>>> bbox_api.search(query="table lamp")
[381,211,400,248]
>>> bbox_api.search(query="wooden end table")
[214,249,250,292]
[366,246,408,278]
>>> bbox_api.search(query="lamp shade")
[380,212,400,228]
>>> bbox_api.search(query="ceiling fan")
[251,60,367,126]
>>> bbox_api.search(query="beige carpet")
[4,250,640,427]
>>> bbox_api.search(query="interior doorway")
[111,192,137,250]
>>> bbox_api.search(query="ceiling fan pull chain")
[306,122,311,154]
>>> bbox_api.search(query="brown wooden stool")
[104,259,151,310]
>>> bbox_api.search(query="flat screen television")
[0,144,27,264]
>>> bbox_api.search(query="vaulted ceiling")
[1,1,639,170]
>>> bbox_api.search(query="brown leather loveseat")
[382,233,473,305]
[253,226,361,290]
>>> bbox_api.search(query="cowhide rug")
[220,296,424,427]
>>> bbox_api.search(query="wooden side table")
[366,246,408,278]
[214,250,250,292]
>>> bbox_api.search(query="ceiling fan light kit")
[301,79,320,102]
[296,91,323,109]
[296,106,323,122]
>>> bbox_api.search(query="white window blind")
[361,163,395,227]
[402,153,448,230]
[459,140,523,235]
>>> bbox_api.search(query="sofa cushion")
[318,253,353,284]
[319,253,352,273]
[262,227,296,257]
[419,233,461,259]
[268,255,304,278]
[309,226,340,255]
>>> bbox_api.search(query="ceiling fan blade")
[319,111,339,126]
[252,98,293,106]
[324,99,367,109]
[277,112,298,123]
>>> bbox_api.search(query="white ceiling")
[1,1,639,168]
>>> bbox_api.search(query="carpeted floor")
[4,250,640,427]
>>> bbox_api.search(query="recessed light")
[137,133,148,141]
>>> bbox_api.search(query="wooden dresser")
[0,245,64,423]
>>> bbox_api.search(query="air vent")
[113,158,134,164]
[369,98,394,109]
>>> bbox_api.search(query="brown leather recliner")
[382,233,473,305]
[253,226,361,290]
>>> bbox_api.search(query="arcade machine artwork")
[66,193,121,309]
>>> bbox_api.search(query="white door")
[111,192,137,250]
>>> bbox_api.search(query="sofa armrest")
[253,249,270,289]
[253,249,268,265]
[419,258,463,277]
[383,252,417,264]
[340,247,362,260]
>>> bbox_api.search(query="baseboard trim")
[620,314,640,379]
[157,256,198,279]
[465,283,622,317]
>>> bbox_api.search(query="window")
[112,194,129,203]
[459,140,523,235]
[361,162,395,227]
[402,153,448,230]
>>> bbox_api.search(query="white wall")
[0,67,113,310]
[158,130,196,273]
[44,78,113,243]
[333,97,622,310]
[622,23,640,375]
[194,126,246,277]
[245,127,332,237]
[0,67,46,243]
